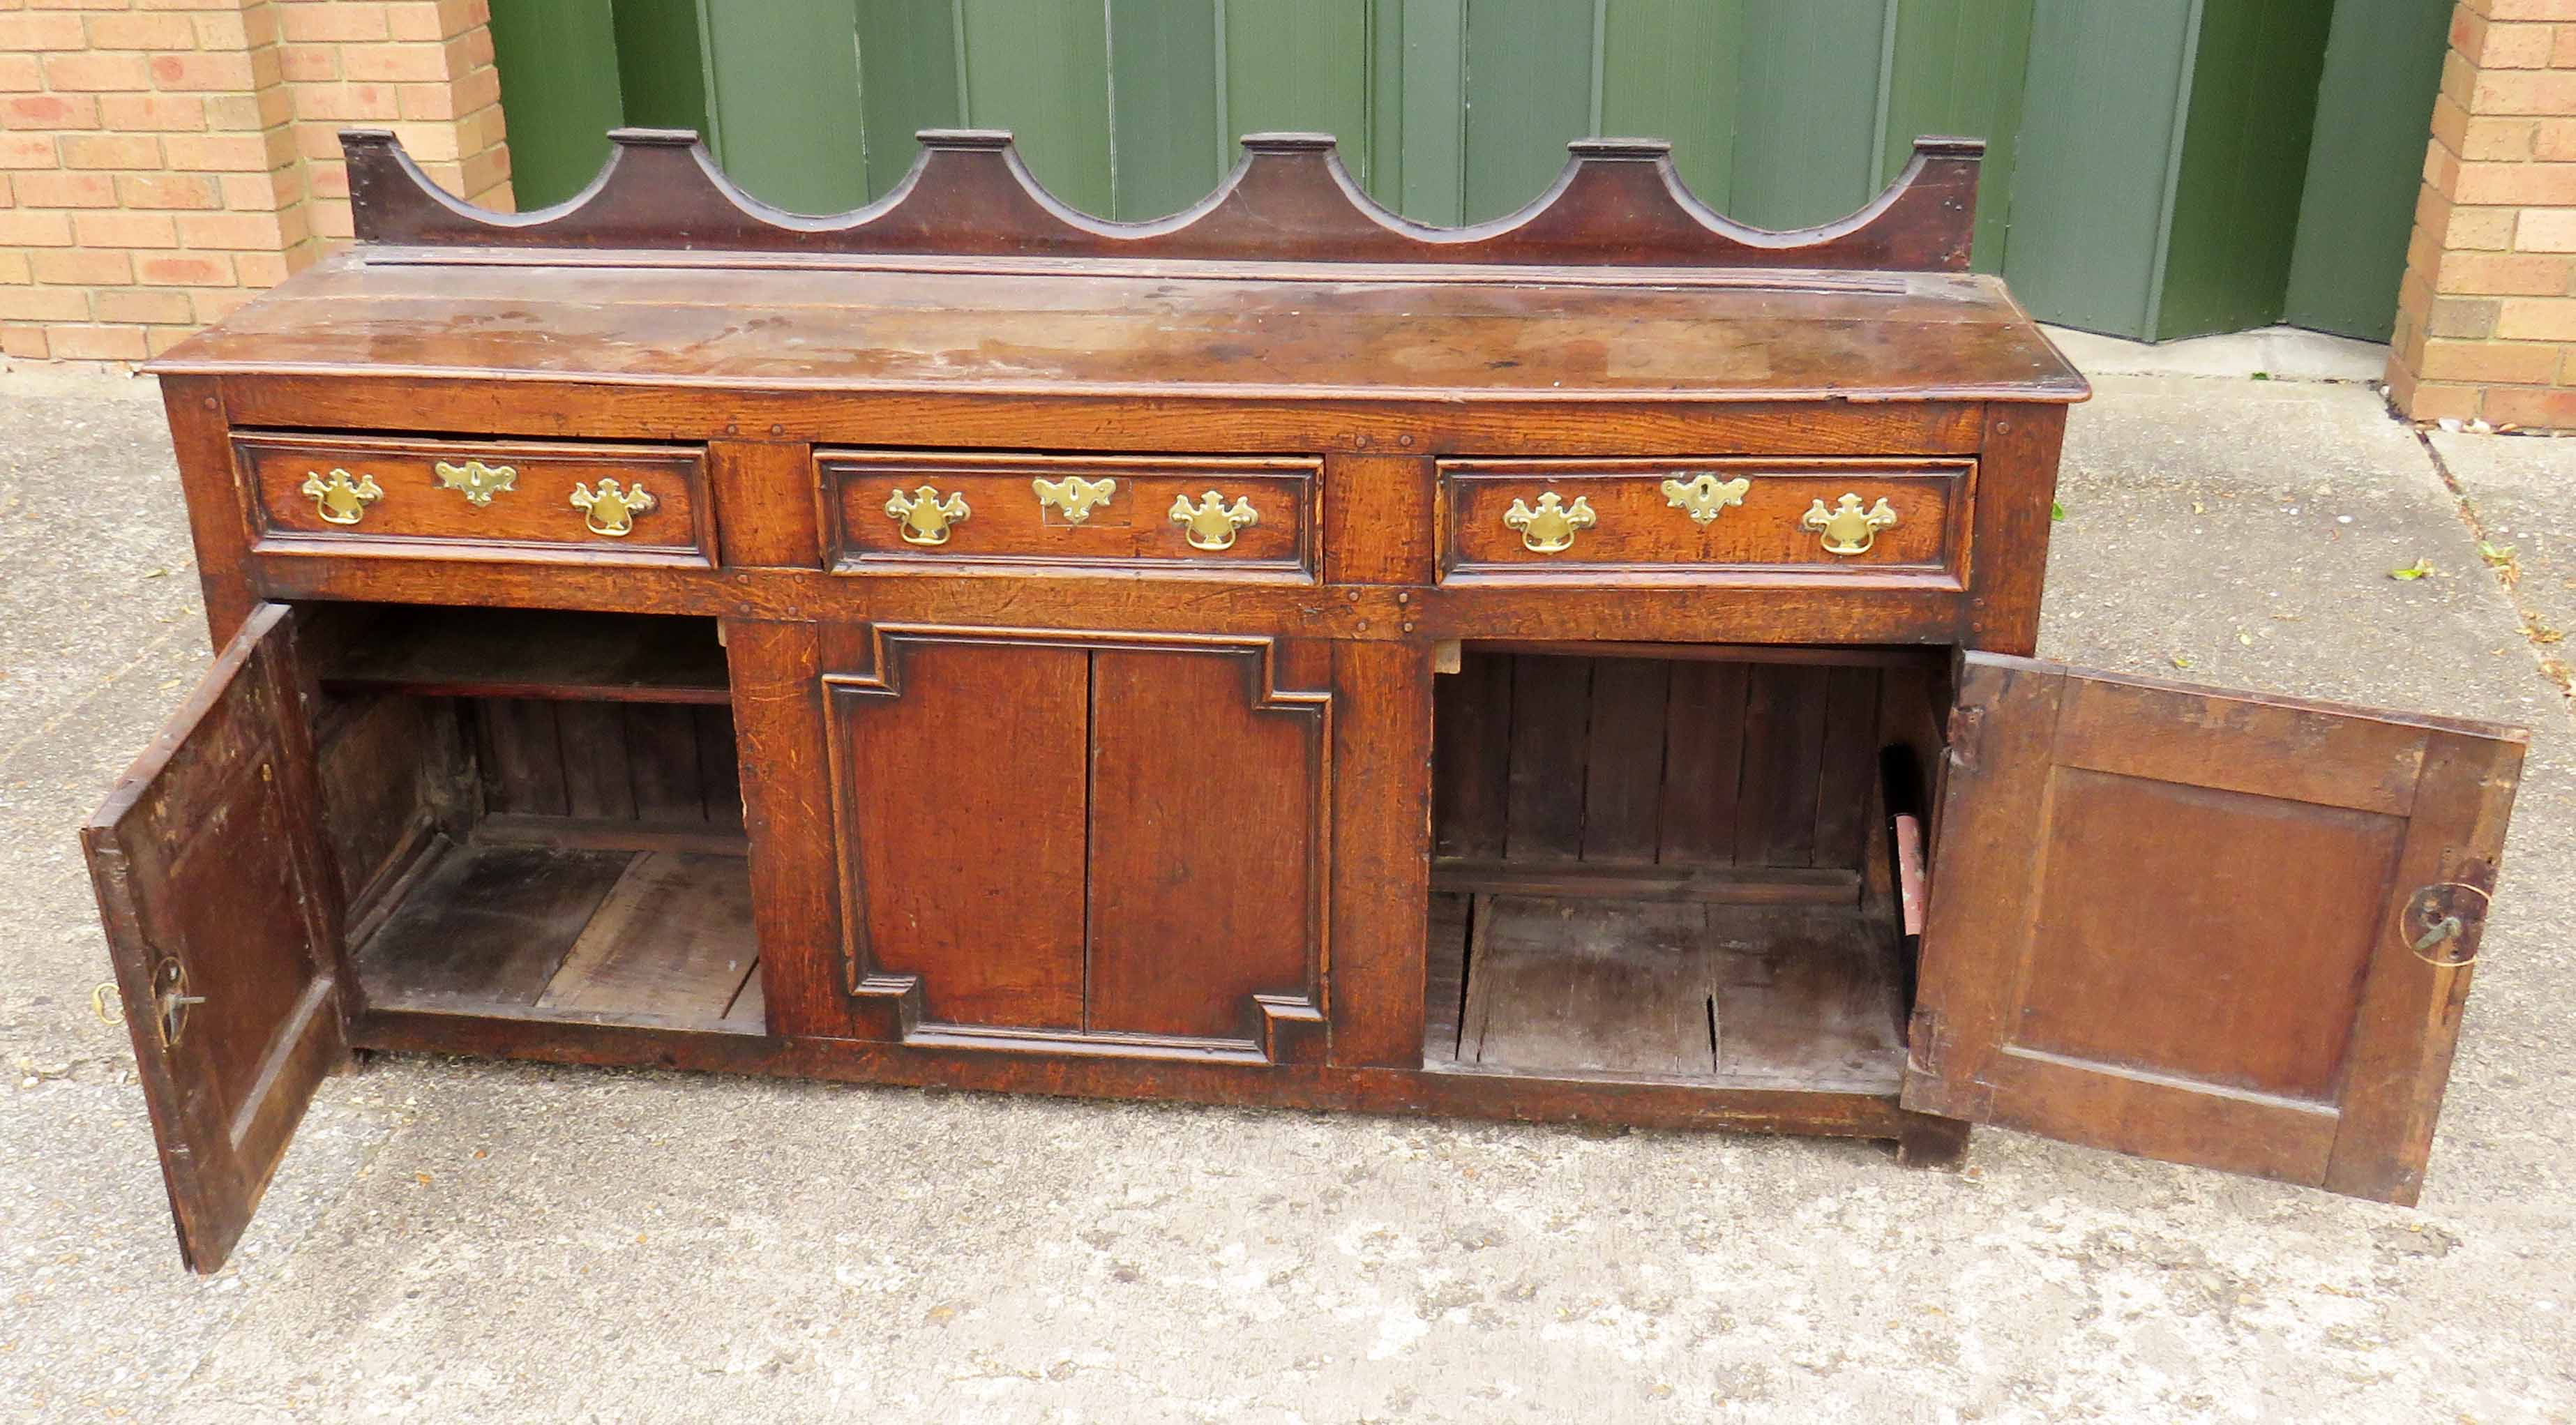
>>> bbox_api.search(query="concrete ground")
[2,361,2572,1424]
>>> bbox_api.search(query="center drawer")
[818,451,1318,580]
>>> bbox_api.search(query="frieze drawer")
[1440,458,1972,583]
[241,432,714,566]
[819,451,1318,581]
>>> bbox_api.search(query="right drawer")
[1440,458,1971,582]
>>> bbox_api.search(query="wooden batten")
[342,126,1984,273]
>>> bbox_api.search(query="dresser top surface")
[154,248,2086,405]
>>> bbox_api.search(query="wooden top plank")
[151,248,2085,403]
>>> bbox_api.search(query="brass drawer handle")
[884,484,970,545]
[1502,491,1595,554]
[434,459,517,506]
[1032,474,1116,525]
[1801,493,1897,556]
[571,477,657,537]
[1169,490,1259,551]
[300,467,382,525]
[1662,472,1749,525]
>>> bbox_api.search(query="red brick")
[2487,0,2576,17]
[116,172,220,208]
[2471,67,2576,113]
[43,51,149,91]
[2471,17,2556,64]
[84,11,195,47]
[0,92,97,127]
[219,168,297,209]
[190,9,253,49]
[0,285,93,321]
[11,169,116,206]
[0,56,43,93]
[277,41,335,81]
[340,42,456,83]
[2419,336,2562,382]
[32,246,134,285]
[189,285,250,322]
[176,206,296,248]
[98,92,206,130]
[2556,24,2576,64]
[232,248,287,285]
[2462,114,2538,160]
[161,131,276,171]
[61,133,159,168]
[2436,250,2576,293]
[0,13,87,49]
[1,324,50,361]
[294,81,399,121]
[0,209,73,245]
[0,133,58,168]
[147,50,255,91]
[0,252,28,284]
[2517,208,2576,250]
[2494,296,2576,338]
[281,2,392,43]
[2483,382,2576,428]
[2455,160,2576,204]
[135,250,231,285]
[73,208,176,246]
[47,323,151,361]
[93,285,193,323]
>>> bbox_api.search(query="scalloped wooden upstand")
[86,128,2525,1272]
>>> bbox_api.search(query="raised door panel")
[84,604,346,1272]
[1085,645,1328,1050]
[1907,654,2525,1204]
[827,635,1089,1032]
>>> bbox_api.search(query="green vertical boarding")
[1106,0,1220,218]
[2155,0,2335,338]
[699,0,867,213]
[852,0,961,202]
[1223,0,1378,189]
[1459,0,1597,222]
[1878,0,2035,273]
[1727,0,1890,231]
[954,0,1112,215]
[2005,0,2197,338]
[2283,0,2453,340]
[487,0,625,208]
[1596,0,1741,207]
[1397,0,1468,223]
[608,0,706,135]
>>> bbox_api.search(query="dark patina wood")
[84,125,2532,1273]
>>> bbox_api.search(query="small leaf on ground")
[2390,559,2434,580]
[2050,501,2065,522]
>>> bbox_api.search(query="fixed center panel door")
[825,628,1328,1061]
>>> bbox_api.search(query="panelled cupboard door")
[83,604,347,1272]
[1906,653,2524,1205]
[824,627,1330,1062]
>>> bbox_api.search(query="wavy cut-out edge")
[344,127,1982,271]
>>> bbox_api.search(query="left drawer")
[239,433,714,566]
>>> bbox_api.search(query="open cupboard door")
[1904,653,2524,1205]
[84,604,347,1272]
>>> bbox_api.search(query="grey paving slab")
[0,370,2568,1424]
[2430,427,2576,684]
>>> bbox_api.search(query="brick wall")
[2393,0,2576,428]
[0,0,509,364]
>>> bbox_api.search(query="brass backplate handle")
[151,958,204,1048]
[1032,474,1117,525]
[1169,490,1259,551]
[884,484,970,545]
[434,459,518,506]
[1800,492,1898,555]
[2402,881,2491,967]
[570,477,656,537]
[1502,491,1596,554]
[299,468,382,525]
[1662,472,1751,525]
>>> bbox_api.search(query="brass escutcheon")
[300,468,382,525]
[884,484,970,545]
[570,477,656,536]
[1169,490,1259,551]
[1032,474,1117,525]
[433,458,518,506]
[1800,492,1899,556]
[1661,472,1751,526]
[1502,491,1596,554]
[151,958,204,1049]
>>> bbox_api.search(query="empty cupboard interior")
[299,603,764,1034]
[1426,645,1948,1092]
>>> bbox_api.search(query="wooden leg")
[1895,1110,1971,1170]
